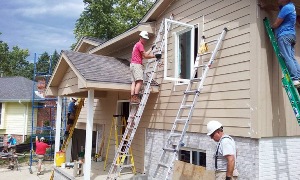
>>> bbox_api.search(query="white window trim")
[0,136,3,147]
[179,147,206,166]
[164,19,195,83]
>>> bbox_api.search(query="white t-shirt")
[215,135,237,171]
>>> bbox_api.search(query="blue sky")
[0,0,85,62]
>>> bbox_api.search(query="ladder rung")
[121,164,134,168]
[176,119,188,123]
[170,133,181,137]
[206,39,218,44]
[180,105,193,109]
[195,64,206,68]
[199,52,212,56]
[190,78,202,82]
[184,90,199,95]
[158,162,169,168]
[163,147,177,152]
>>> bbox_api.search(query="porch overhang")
[47,81,159,97]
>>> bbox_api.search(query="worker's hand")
[155,53,162,59]
[151,44,156,51]
[257,0,265,8]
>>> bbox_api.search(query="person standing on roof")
[130,31,161,104]
[207,120,239,180]
[65,98,77,136]
[35,136,50,175]
[260,0,300,87]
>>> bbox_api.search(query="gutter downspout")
[19,100,29,143]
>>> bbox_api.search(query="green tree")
[36,52,51,74]
[0,33,32,79]
[51,50,60,73]
[74,0,154,41]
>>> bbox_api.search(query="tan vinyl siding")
[58,67,79,95]
[143,0,251,136]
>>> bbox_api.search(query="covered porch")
[46,50,158,179]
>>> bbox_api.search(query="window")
[164,19,198,84]
[178,148,206,167]
[177,28,199,81]
[0,136,3,147]
[0,103,2,125]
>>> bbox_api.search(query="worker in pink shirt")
[130,31,161,104]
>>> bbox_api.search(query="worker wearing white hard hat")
[130,31,162,105]
[206,120,239,180]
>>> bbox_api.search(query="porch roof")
[46,51,158,97]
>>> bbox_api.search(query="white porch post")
[54,96,62,166]
[84,90,94,179]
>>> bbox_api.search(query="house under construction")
[46,0,300,179]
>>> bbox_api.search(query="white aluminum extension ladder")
[106,14,174,180]
[152,27,228,180]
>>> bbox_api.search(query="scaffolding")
[29,53,67,174]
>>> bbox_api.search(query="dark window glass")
[179,149,206,167]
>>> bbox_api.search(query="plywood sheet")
[173,161,215,180]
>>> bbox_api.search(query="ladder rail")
[106,14,174,180]
[153,27,228,180]
[106,61,159,179]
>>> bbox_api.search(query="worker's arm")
[36,136,39,143]
[271,18,284,29]
[225,155,235,177]
[142,49,155,59]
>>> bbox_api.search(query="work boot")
[130,95,134,103]
[131,94,140,104]
[64,131,69,139]
[293,80,300,88]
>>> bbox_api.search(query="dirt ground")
[0,161,53,180]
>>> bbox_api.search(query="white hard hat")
[40,137,45,141]
[7,134,11,138]
[206,120,222,136]
[139,31,149,39]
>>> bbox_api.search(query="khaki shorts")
[36,154,44,164]
[130,63,144,82]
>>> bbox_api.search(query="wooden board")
[172,160,215,180]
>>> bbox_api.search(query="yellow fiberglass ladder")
[104,115,136,175]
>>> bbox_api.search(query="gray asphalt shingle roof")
[63,50,131,84]
[0,76,36,101]
[83,37,105,45]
